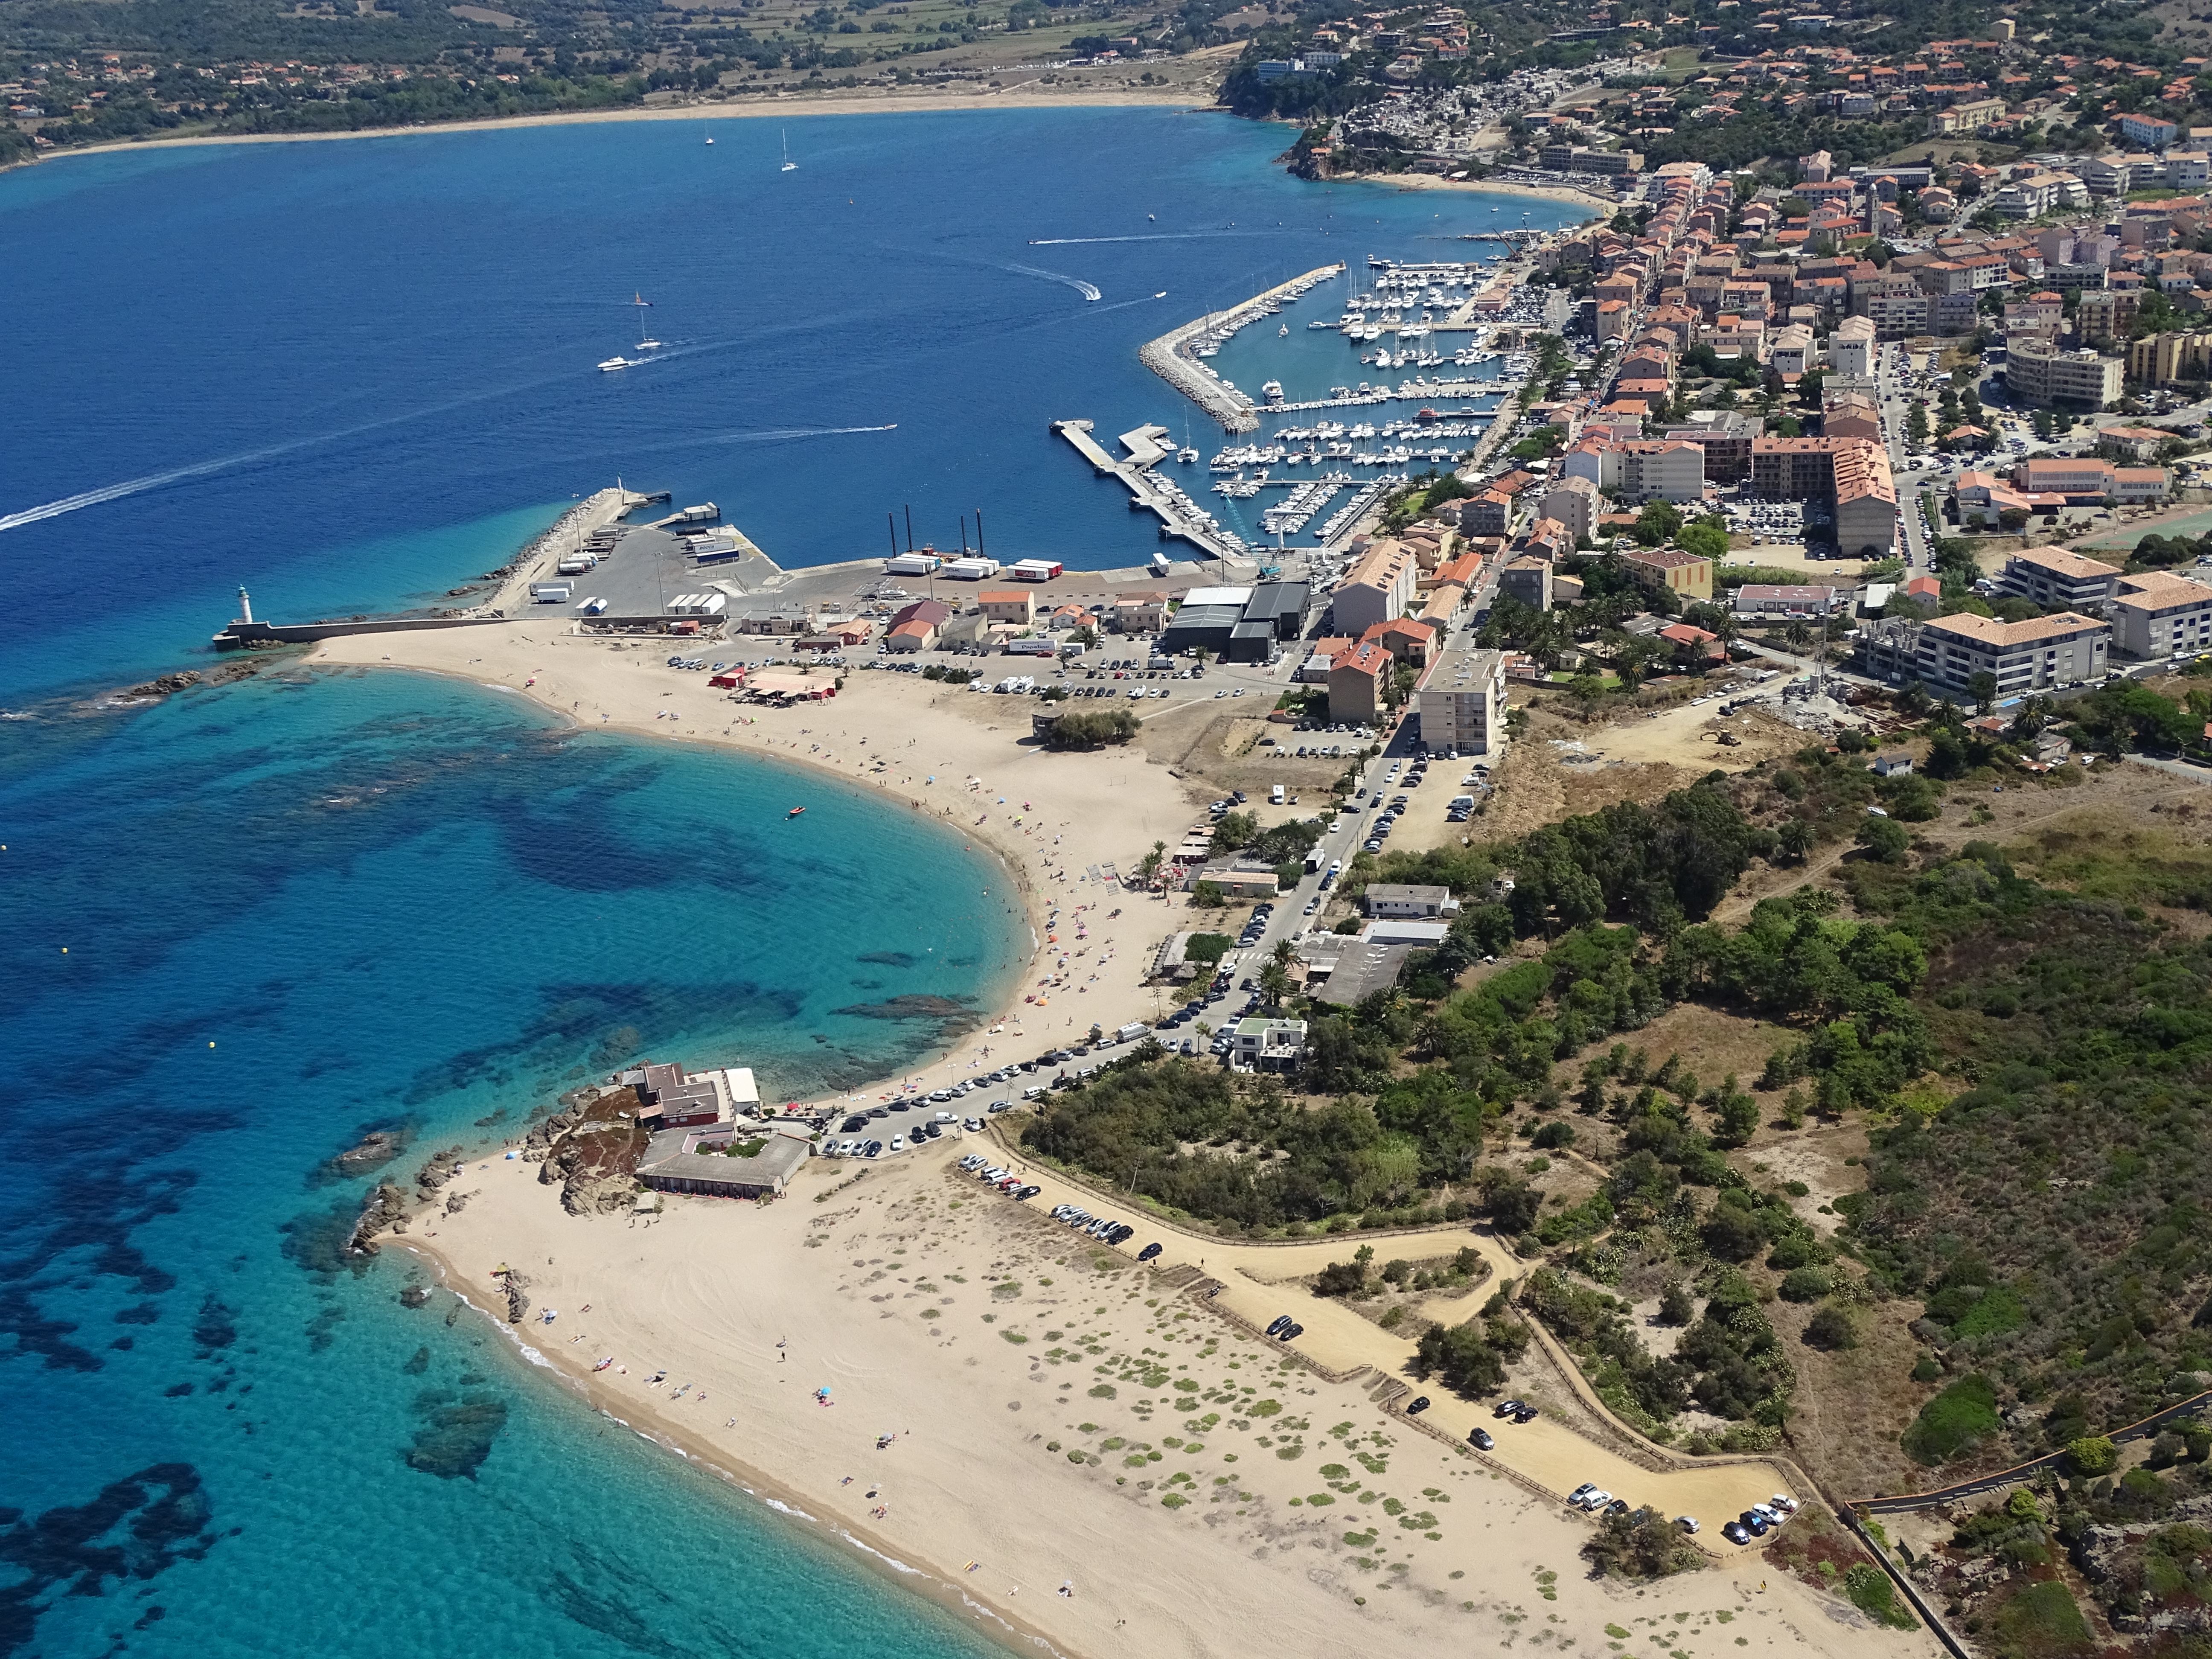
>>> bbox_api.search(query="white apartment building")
[2110,571,2212,660]
[1914,611,2110,696]
[1828,315,1877,378]
[1412,637,1508,756]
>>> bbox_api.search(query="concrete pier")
[1138,264,1347,434]
[1052,419,1248,564]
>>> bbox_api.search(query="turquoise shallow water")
[0,106,1586,1659]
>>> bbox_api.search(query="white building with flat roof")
[1413,637,1507,756]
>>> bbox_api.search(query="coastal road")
[949,1143,1803,1546]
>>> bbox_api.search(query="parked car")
[1136,1242,1163,1262]
[1266,1315,1291,1337]
[1676,1516,1700,1534]
[1469,1428,1495,1451]
[1495,1400,1527,1419]
[1406,1396,1431,1415]
[1722,1521,1750,1545]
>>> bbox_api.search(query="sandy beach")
[394,1131,1935,1659]
[319,622,1943,1659]
[27,88,1211,168]
[1357,170,1616,215]
[314,623,1200,1073]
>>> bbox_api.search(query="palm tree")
[1136,840,1166,885]
[1259,960,1292,1007]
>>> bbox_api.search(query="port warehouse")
[1156,581,1313,663]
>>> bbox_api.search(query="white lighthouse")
[236,585,253,624]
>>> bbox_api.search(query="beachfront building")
[637,1125,812,1200]
[1412,636,1507,756]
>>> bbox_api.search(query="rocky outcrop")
[443,1189,471,1215]
[533,1090,645,1215]
[2074,1495,2212,1583]
[522,1107,579,1164]
[414,1146,465,1197]
[118,670,203,700]
[327,1128,410,1182]
[497,1269,533,1323]
[347,1182,411,1254]
[398,1285,432,1309]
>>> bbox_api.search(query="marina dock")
[1139,264,1347,434]
[1052,419,1249,564]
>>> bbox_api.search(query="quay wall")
[1141,263,1346,434]
[214,615,517,651]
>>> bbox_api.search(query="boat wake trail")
[1004,262,1102,302]
[0,442,312,533]
[1026,233,1261,246]
[0,361,611,535]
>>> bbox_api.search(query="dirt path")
[975,1138,1813,1546]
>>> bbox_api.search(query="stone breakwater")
[1139,263,1346,434]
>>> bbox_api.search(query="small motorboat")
[787,806,806,819]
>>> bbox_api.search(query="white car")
[888,1136,905,1153]
[1577,1488,1613,1511]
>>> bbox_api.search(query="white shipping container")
[529,582,573,602]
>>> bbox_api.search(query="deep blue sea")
[0,108,1588,1659]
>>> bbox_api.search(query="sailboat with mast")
[631,292,663,353]
[780,131,797,172]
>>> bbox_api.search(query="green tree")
[1967,670,1998,715]
[2067,1435,2119,1476]
[1856,816,1910,863]
[1777,818,1815,863]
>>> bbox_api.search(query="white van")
[1269,784,1286,806]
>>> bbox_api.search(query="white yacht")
[598,356,630,373]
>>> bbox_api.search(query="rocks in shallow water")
[402,1345,430,1374]
[117,670,204,700]
[413,1146,465,1196]
[346,1183,412,1256]
[398,1285,432,1310]
[402,1389,509,1480]
[321,1127,410,1185]
[192,1295,238,1356]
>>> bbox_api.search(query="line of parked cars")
[1049,1204,1134,1245]
[1721,1494,1797,1545]
[957,1153,1040,1200]
[1263,1313,1306,1342]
